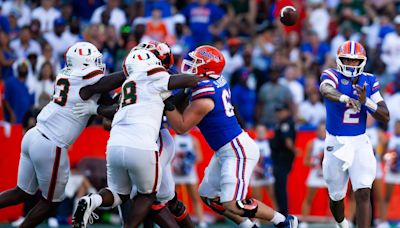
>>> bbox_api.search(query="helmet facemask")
[181,52,206,75]
[336,55,366,78]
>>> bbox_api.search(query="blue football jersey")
[320,68,380,136]
[190,76,243,150]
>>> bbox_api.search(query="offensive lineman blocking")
[164,45,298,228]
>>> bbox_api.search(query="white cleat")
[11,217,25,227]
[72,195,99,228]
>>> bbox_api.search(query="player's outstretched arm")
[80,71,126,100]
[164,98,214,134]
[167,74,206,90]
[320,83,360,111]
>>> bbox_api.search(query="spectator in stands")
[297,87,325,129]
[145,7,169,42]
[0,64,16,124]
[0,6,10,34]
[381,15,400,75]
[221,37,243,83]
[90,0,126,32]
[44,17,79,66]
[29,19,42,42]
[256,67,293,128]
[307,0,330,42]
[169,14,195,54]
[33,61,54,108]
[10,26,41,59]
[231,47,257,128]
[4,60,34,123]
[280,64,304,105]
[181,0,228,46]
[301,30,330,68]
[36,42,59,73]
[6,11,20,40]
[71,0,104,24]
[31,0,61,34]
[336,0,368,33]
[252,25,276,72]
[271,103,297,215]
[1,0,31,27]
[0,30,16,79]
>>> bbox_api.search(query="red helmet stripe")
[79,48,83,56]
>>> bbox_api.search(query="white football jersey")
[108,49,171,151]
[36,66,104,148]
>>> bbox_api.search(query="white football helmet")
[65,42,105,72]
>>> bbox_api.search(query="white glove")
[72,100,99,117]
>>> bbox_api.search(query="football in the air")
[280,6,298,26]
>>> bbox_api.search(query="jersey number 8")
[121,81,137,107]
[222,89,234,117]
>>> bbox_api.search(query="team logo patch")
[199,50,220,61]
[326,146,334,152]
[341,79,349,85]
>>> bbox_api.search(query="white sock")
[91,194,103,208]
[238,218,254,228]
[270,212,286,225]
[337,219,349,228]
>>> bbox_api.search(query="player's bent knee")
[106,187,123,208]
[235,198,258,218]
[354,188,371,202]
[329,192,346,202]
[201,197,226,214]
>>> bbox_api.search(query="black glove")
[164,99,176,111]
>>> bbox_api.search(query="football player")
[164,45,298,228]
[71,41,203,228]
[319,41,390,228]
[0,42,109,228]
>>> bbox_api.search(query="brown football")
[280,6,298,26]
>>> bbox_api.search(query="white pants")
[17,127,70,202]
[322,132,376,201]
[131,129,176,203]
[106,146,161,195]
[198,132,259,203]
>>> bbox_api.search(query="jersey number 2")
[343,108,359,124]
[121,81,137,107]
[53,78,70,106]
[222,89,234,117]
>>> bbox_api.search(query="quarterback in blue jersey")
[165,45,298,228]
[319,41,389,228]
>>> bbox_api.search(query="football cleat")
[275,215,299,228]
[72,195,99,228]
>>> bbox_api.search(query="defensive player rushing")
[71,41,203,228]
[319,41,389,228]
[0,42,110,227]
[164,45,298,228]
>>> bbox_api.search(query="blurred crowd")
[3,0,400,225]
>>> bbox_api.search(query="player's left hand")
[72,100,99,117]
[355,84,366,105]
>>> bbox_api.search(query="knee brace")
[167,195,188,221]
[236,198,258,218]
[106,188,122,208]
[202,197,225,214]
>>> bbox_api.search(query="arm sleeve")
[190,82,215,101]
[320,69,339,88]
[370,76,384,103]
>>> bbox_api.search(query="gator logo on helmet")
[199,50,220,61]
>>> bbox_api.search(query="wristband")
[365,97,378,113]
[339,95,350,103]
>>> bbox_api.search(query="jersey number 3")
[121,81,137,107]
[53,78,70,106]
[222,89,234,117]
